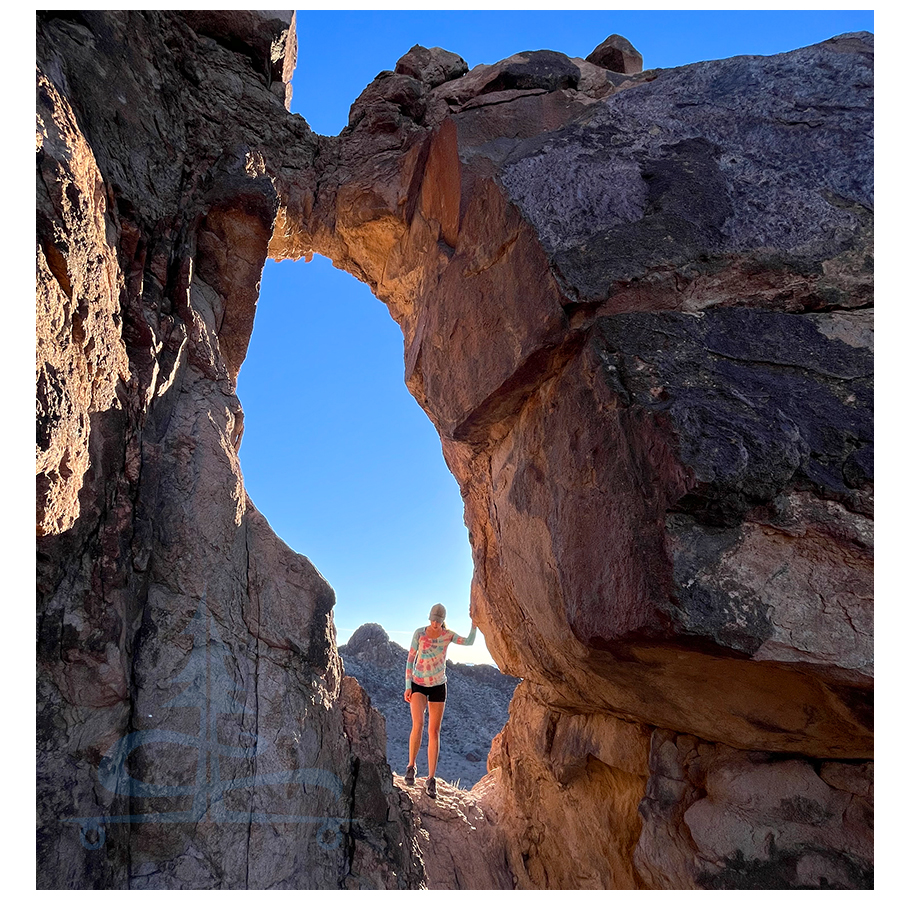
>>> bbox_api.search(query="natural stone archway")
[268,30,874,890]
[37,11,872,890]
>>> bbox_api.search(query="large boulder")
[395,44,468,88]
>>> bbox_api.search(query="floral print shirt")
[405,624,476,689]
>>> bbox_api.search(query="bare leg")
[426,700,445,779]
[408,692,426,770]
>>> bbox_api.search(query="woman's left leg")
[426,700,444,779]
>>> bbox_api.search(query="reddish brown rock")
[483,684,650,889]
[36,69,129,537]
[36,11,422,890]
[634,731,873,889]
[279,27,872,889]
[37,11,874,891]
[395,44,468,88]
[586,33,643,74]
[394,773,513,889]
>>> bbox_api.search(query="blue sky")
[237,9,875,665]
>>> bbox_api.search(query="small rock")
[395,44,468,89]
[586,34,643,74]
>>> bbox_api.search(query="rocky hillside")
[340,624,518,788]
[37,12,872,890]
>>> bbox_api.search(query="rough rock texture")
[395,44,469,89]
[340,623,518,788]
[337,677,425,888]
[486,684,652,888]
[36,68,130,536]
[634,732,873,889]
[395,773,514,890]
[36,11,422,889]
[38,12,874,891]
[269,30,873,890]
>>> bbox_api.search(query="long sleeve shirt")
[405,624,477,689]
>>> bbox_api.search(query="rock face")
[272,29,873,890]
[36,11,422,889]
[340,623,518,788]
[37,12,873,891]
[394,773,514,890]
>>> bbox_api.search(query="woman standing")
[404,603,476,798]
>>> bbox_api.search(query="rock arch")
[37,12,873,889]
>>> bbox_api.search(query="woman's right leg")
[407,691,427,770]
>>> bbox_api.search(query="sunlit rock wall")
[37,10,874,890]
[277,34,874,889]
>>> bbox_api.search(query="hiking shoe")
[425,777,437,798]
[404,765,416,786]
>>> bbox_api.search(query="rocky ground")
[339,623,519,789]
[393,772,514,890]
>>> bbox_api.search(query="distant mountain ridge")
[339,623,519,789]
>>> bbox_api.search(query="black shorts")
[410,681,446,703]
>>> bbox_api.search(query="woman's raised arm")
[452,622,477,646]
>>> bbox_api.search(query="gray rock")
[500,33,873,309]
[293,26,873,888]
[431,49,582,107]
[483,49,581,93]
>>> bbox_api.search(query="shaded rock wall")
[36,11,422,889]
[37,11,874,891]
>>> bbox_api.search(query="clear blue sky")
[236,9,875,665]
